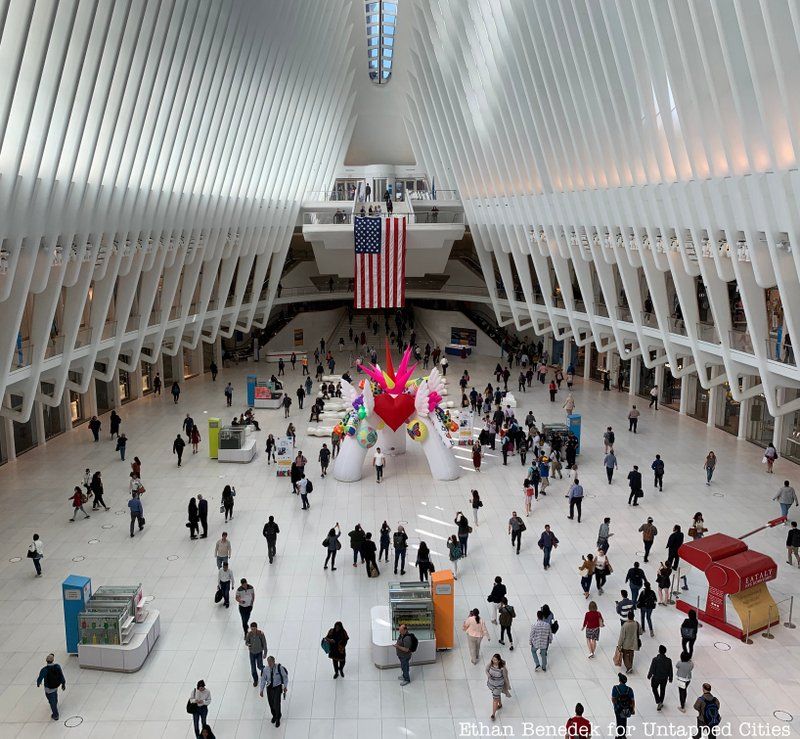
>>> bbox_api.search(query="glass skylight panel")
[366,1,398,84]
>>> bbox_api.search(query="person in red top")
[565,703,592,737]
[68,486,90,521]
[581,601,604,658]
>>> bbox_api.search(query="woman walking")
[689,512,706,540]
[472,440,482,472]
[221,485,235,522]
[579,554,595,599]
[116,433,128,461]
[594,548,612,595]
[265,434,276,464]
[486,653,510,721]
[454,511,470,556]
[378,521,391,563]
[415,541,432,582]
[90,471,109,511]
[703,451,717,485]
[188,680,211,737]
[448,535,463,580]
[656,563,672,605]
[675,651,694,713]
[764,442,778,473]
[188,497,200,539]
[131,456,142,479]
[463,608,490,664]
[323,524,341,570]
[190,426,201,454]
[563,394,575,417]
[28,533,43,576]
[523,478,535,517]
[680,609,699,658]
[497,598,516,650]
[582,600,603,658]
[171,381,181,403]
[68,487,91,521]
[471,489,483,525]
[324,621,349,678]
[637,582,657,637]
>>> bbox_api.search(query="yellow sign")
[729,583,778,633]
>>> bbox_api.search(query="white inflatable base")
[307,426,334,437]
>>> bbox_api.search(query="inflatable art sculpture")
[332,344,461,482]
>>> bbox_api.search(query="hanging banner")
[275,436,293,477]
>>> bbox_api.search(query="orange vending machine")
[431,569,454,650]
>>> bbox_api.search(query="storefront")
[10,394,37,455]
[715,382,741,436]
[617,358,631,392]
[688,375,710,423]
[567,340,585,374]
[0,431,6,465]
[41,382,65,440]
[551,338,564,366]
[183,349,200,380]
[781,390,800,464]
[747,395,775,449]
[95,364,114,415]
[589,345,609,382]
[203,342,216,373]
[119,366,132,404]
[660,363,682,409]
[637,355,656,399]
[141,361,153,395]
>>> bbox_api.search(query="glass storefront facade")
[716,383,741,436]
[141,361,153,394]
[688,376,710,422]
[41,382,65,440]
[95,364,113,415]
[747,395,774,449]
[119,368,132,404]
[661,364,681,409]
[10,394,37,455]
[637,356,656,399]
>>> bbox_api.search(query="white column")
[110,368,122,409]
[654,363,665,395]
[583,347,591,379]
[678,374,689,415]
[33,401,46,446]
[214,335,223,368]
[59,390,72,431]
[737,378,752,440]
[772,388,786,450]
[2,415,15,461]
[707,385,719,428]
[85,378,98,418]
[176,346,186,380]
[629,355,641,396]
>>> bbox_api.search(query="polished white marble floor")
[1,349,799,739]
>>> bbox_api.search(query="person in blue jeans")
[189,680,211,737]
[395,624,414,685]
[244,623,268,687]
[36,654,65,720]
[625,562,646,609]
[529,611,552,671]
[773,481,798,520]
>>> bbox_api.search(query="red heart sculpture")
[374,394,417,431]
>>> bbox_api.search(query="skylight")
[366,1,398,84]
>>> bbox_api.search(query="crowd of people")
[27,318,798,738]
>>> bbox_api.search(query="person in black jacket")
[393,526,408,574]
[637,582,658,637]
[378,522,391,562]
[197,494,208,538]
[647,644,673,710]
[90,471,109,511]
[454,511,470,556]
[324,622,349,678]
[173,434,186,467]
[263,516,279,563]
[88,415,101,442]
[349,524,366,567]
[680,609,699,658]
[627,466,643,505]
[361,533,378,577]
[487,576,507,624]
[188,497,199,539]
[666,525,685,571]
[787,521,800,567]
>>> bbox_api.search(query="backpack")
[607,431,615,444]
[305,480,313,493]
[322,538,330,548]
[44,666,61,690]
[702,697,720,727]
[407,633,419,652]
[616,686,633,718]
[681,624,697,639]
[393,532,405,548]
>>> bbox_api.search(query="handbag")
[186,699,198,715]
[26,549,35,558]
[688,527,697,538]
[220,505,225,514]
[214,586,223,604]
[320,637,331,654]
[613,647,623,667]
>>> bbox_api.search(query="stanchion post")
[784,595,796,629]
[762,605,775,639]
[744,609,753,644]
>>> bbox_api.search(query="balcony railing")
[641,311,658,328]
[766,336,795,365]
[304,190,356,202]
[617,305,632,322]
[304,210,465,225]
[696,322,720,343]
[728,329,754,353]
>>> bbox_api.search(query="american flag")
[354,216,406,309]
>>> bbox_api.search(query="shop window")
[9,394,37,455]
[141,361,153,394]
[747,395,774,449]
[41,382,64,439]
[716,382,740,436]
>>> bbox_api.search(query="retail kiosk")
[217,425,257,462]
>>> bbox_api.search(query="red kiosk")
[675,518,784,641]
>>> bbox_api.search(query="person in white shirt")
[295,475,311,509]
[373,448,386,483]
[259,657,289,727]
[217,563,234,608]
[28,534,43,577]
[188,680,211,737]
[235,578,255,637]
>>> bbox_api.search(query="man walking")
[259,656,289,727]
[173,434,186,467]
[395,623,415,686]
[529,610,552,672]
[647,644,673,710]
[263,516,279,563]
[197,494,208,538]
[652,454,665,491]
[567,479,584,522]
[508,511,525,554]
[319,443,331,477]
[36,653,66,721]
[236,579,256,637]
[693,684,722,737]
[625,562,646,607]
[209,360,218,381]
[225,382,234,407]
[666,525,685,572]
[611,673,636,737]
[373,447,385,483]
[282,394,292,418]
[215,532,232,568]
[245,622,267,686]
[787,521,800,567]
[628,405,640,433]
[603,426,615,453]
[296,385,305,410]
[617,612,643,673]
[627,465,643,505]
[217,562,233,608]
[597,517,613,554]
[537,524,558,570]
[649,385,659,410]
[773,480,798,520]
[603,450,618,484]
[639,517,658,562]
[127,493,144,538]
[183,413,195,440]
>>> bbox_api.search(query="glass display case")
[389,582,434,640]
[78,602,133,646]
[94,584,146,623]
[219,426,245,449]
